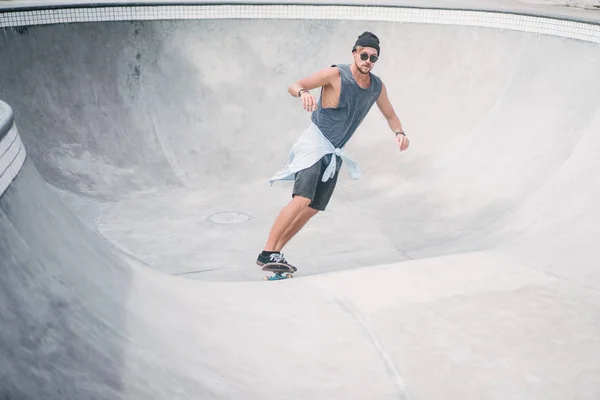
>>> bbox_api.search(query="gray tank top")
[311,63,383,149]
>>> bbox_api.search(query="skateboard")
[262,263,296,281]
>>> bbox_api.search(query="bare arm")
[377,82,404,133]
[288,67,340,112]
[377,82,409,151]
[288,66,339,96]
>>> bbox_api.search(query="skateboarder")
[257,31,409,270]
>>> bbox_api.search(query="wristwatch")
[395,131,406,136]
[298,89,309,97]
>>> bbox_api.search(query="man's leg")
[261,161,323,255]
[274,159,340,252]
[262,195,311,252]
[275,206,319,251]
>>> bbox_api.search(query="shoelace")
[269,253,286,263]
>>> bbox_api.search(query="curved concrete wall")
[0,2,599,199]
[2,3,600,399]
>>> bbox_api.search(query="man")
[257,31,409,270]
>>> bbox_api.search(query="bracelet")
[298,89,309,97]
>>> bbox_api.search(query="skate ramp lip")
[2,2,600,399]
[0,100,13,141]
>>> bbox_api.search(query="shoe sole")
[257,261,297,272]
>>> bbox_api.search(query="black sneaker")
[256,252,297,272]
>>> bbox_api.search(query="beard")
[354,61,371,74]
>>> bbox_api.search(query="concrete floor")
[1,3,600,399]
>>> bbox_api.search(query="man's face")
[353,47,379,74]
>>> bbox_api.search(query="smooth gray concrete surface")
[1,158,405,399]
[1,7,600,400]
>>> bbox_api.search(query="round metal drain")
[209,212,251,224]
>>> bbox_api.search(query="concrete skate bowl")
[2,3,600,399]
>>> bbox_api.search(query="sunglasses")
[359,52,378,63]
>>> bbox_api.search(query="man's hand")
[300,91,317,112]
[396,133,409,152]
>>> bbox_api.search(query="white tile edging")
[0,4,599,44]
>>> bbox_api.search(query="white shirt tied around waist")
[269,122,362,186]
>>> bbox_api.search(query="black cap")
[353,31,380,56]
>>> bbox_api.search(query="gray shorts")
[292,157,340,211]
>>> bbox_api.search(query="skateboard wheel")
[263,276,269,281]
[286,273,293,279]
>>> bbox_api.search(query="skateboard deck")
[261,262,296,281]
